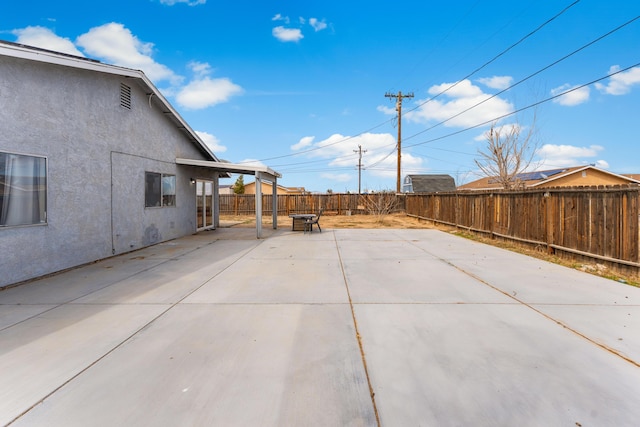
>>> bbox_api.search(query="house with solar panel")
[458,165,640,191]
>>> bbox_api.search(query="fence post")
[545,191,554,254]
[488,193,495,239]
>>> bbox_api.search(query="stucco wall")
[0,55,215,287]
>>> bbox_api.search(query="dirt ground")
[220,213,639,287]
[220,212,433,229]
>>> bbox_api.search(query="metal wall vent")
[120,83,132,109]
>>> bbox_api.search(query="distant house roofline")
[528,165,640,187]
[459,165,640,190]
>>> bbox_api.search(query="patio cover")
[176,158,282,238]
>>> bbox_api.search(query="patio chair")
[304,208,323,233]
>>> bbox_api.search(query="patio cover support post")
[213,172,220,229]
[272,176,278,229]
[256,172,263,239]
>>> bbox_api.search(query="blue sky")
[2,0,640,192]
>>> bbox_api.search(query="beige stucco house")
[458,165,640,191]
[244,180,305,195]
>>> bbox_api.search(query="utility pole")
[385,91,414,193]
[354,144,367,194]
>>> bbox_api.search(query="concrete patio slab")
[183,257,349,304]
[0,256,166,305]
[355,303,640,427]
[530,304,640,362]
[11,304,375,427]
[1,226,639,426]
[342,258,514,304]
[0,304,169,426]
[0,305,57,330]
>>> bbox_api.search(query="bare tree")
[360,191,400,223]
[475,117,539,190]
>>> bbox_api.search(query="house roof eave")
[0,40,219,162]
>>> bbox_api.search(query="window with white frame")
[145,172,175,207]
[0,152,47,227]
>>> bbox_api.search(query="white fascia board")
[176,158,282,180]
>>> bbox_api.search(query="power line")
[403,0,582,116]
[248,1,581,171]
[246,119,391,164]
[242,1,635,191]
[403,13,640,143]
[272,61,640,180]
[404,61,640,149]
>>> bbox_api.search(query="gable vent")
[120,83,132,109]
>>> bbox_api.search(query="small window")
[120,83,132,109]
[0,152,47,227]
[145,172,175,207]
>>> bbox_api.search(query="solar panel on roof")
[487,168,567,184]
[516,168,566,182]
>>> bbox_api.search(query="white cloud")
[404,80,514,128]
[321,173,351,182]
[595,65,640,95]
[291,136,315,151]
[473,122,521,142]
[196,131,226,153]
[76,23,180,84]
[272,26,303,42]
[174,60,242,109]
[12,26,84,57]
[376,105,396,115]
[309,18,328,32]
[188,61,213,77]
[12,23,242,111]
[272,14,290,24]
[160,0,206,5]
[176,76,243,109]
[477,76,513,90]
[237,159,267,169]
[536,144,606,168]
[295,133,423,179]
[551,84,590,106]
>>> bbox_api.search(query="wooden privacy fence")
[405,186,640,272]
[219,193,405,216]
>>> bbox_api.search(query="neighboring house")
[0,41,279,288]
[458,165,640,191]
[402,174,456,193]
[219,184,234,195]
[622,174,640,182]
[244,180,305,195]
